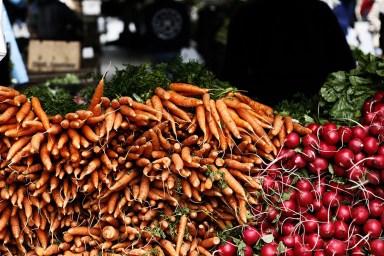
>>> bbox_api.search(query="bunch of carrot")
[0,82,310,255]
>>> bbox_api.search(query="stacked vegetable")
[230,91,384,256]
[0,81,311,255]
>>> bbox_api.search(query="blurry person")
[332,0,357,36]
[142,0,191,63]
[221,0,356,107]
[26,0,82,41]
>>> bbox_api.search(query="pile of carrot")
[0,82,311,255]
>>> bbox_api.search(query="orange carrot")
[88,78,104,113]
[31,97,51,131]
[220,167,246,199]
[293,122,312,135]
[162,99,191,122]
[16,101,31,123]
[0,106,18,124]
[81,124,99,143]
[168,90,203,107]
[67,128,81,149]
[284,115,294,134]
[6,136,31,162]
[175,214,188,255]
[40,144,53,172]
[155,86,171,100]
[170,83,209,95]
[196,105,208,141]
[101,169,140,198]
[216,99,241,139]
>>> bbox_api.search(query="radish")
[322,191,342,208]
[308,156,328,175]
[307,123,321,134]
[366,170,381,185]
[216,239,237,256]
[281,222,296,236]
[363,219,383,238]
[362,136,379,155]
[319,221,335,238]
[322,129,340,145]
[368,199,384,218]
[260,242,279,256]
[318,141,337,159]
[335,205,351,222]
[242,226,261,246]
[280,235,296,248]
[348,137,363,154]
[333,220,349,240]
[373,90,384,102]
[302,213,318,234]
[297,190,314,207]
[284,132,301,149]
[242,245,253,256]
[372,154,384,169]
[338,126,353,143]
[370,239,384,256]
[305,233,324,250]
[333,148,354,168]
[293,243,312,256]
[352,126,368,140]
[301,146,317,162]
[279,199,296,218]
[363,99,375,113]
[290,153,307,169]
[302,134,320,148]
[324,239,347,256]
[296,179,313,191]
[351,205,370,225]
[346,165,365,181]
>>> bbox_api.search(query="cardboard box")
[27,40,81,72]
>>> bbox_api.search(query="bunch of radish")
[216,91,384,256]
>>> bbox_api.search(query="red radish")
[319,221,335,238]
[291,153,307,169]
[373,102,384,114]
[338,126,353,143]
[353,151,366,163]
[369,239,384,256]
[280,235,296,248]
[266,205,279,222]
[296,179,313,191]
[307,123,321,134]
[333,220,349,240]
[363,99,374,113]
[373,90,384,102]
[293,243,312,256]
[322,191,342,208]
[217,239,237,256]
[362,136,379,155]
[279,199,296,218]
[368,121,383,135]
[302,134,320,148]
[313,251,326,256]
[302,213,318,234]
[284,132,301,149]
[372,154,384,169]
[308,156,328,175]
[322,129,340,145]
[377,144,384,155]
[364,111,378,124]
[242,226,261,246]
[366,170,381,185]
[260,242,279,256]
[369,199,384,218]
[320,122,338,134]
[349,246,365,256]
[348,137,363,154]
[332,164,346,177]
[305,233,324,250]
[312,198,323,211]
[346,166,365,181]
[262,175,278,192]
[351,205,370,225]
[363,219,383,238]
[284,248,294,256]
[243,245,253,256]
[281,222,296,236]
[318,141,337,159]
[301,146,317,162]
[297,190,314,207]
[324,239,347,256]
[333,148,354,168]
[335,205,351,222]
[352,126,368,140]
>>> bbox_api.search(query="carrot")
[31,97,51,131]
[118,96,133,106]
[6,136,31,162]
[278,123,287,147]
[67,226,102,237]
[234,92,274,116]
[40,143,52,171]
[175,214,188,255]
[237,108,271,144]
[200,236,221,248]
[16,101,31,123]
[10,214,20,239]
[0,106,18,124]
[223,97,252,110]
[105,106,116,136]
[168,90,203,107]
[284,115,294,134]
[81,124,99,143]
[170,83,209,95]
[269,114,284,138]
[29,132,46,155]
[79,158,101,180]
[227,108,254,133]
[216,99,241,139]
[102,225,119,241]
[88,78,104,113]
[150,95,164,121]
[113,111,123,131]
[101,169,140,198]
[196,105,208,141]
[220,167,246,199]
[67,128,81,149]
[46,123,62,135]
[42,244,60,256]
[118,105,136,118]
[137,175,150,203]
[75,109,94,120]
[224,159,253,172]
[161,99,191,122]
[293,121,312,135]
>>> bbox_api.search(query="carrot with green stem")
[88,64,110,113]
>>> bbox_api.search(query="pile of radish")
[216,91,384,255]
